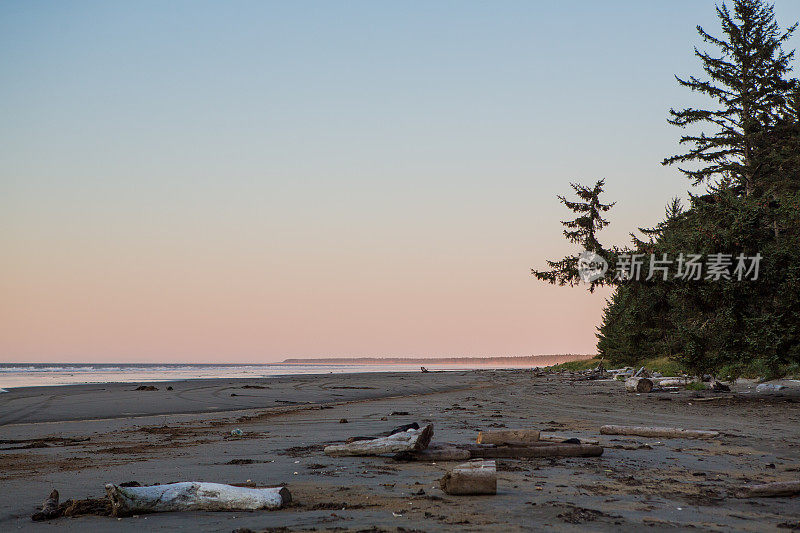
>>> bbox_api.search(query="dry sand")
[1,370,799,531]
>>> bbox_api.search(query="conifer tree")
[532,179,614,292]
[662,0,796,195]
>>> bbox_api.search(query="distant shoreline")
[281,354,594,365]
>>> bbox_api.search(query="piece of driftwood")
[394,444,471,461]
[31,490,60,521]
[325,424,433,456]
[600,425,719,439]
[467,443,603,458]
[396,442,602,460]
[476,429,540,445]
[735,480,800,498]
[540,433,600,445]
[625,377,654,393]
[105,482,291,516]
[439,460,496,495]
[346,422,420,443]
[655,377,692,387]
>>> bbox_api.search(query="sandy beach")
[1,370,799,531]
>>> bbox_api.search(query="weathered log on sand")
[625,377,654,393]
[476,429,540,445]
[439,460,496,495]
[539,433,600,445]
[324,424,433,456]
[600,425,719,439]
[394,443,471,462]
[735,480,800,498]
[655,377,693,387]
[31,489,60,521]
[467,443,603,458]
[105,482,291,516]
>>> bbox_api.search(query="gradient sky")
[2,1,800,363]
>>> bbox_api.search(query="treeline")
[534,0,800,379]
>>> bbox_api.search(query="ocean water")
[0,362,530,389]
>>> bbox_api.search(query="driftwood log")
[476,429,540,445]
[539,433,600,445]
[467,443,603,458]
[655,377,693,387]
[396,442,603,461]
[600,425,719,439]
[394,444,471,461]
[325,424,433,456]
[439,460,496,495]
[625,377,654,393]
[31,490,60,521]
[106,482,291,516]
[735,480,800,498]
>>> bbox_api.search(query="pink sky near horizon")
[4,2,799,363]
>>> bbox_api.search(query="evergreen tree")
[662,0,796,195]
[531,180,614,292]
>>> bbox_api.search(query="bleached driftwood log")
[654,377,695,387]
[467,443,603,459]
[600,425,719,439]
[735,480,800,498]
[540,433,600,445]
[625,377,654,393]
[439,460,496,495]
[476,429,540,445]
[324,424,433,456]
[105,482,291,516]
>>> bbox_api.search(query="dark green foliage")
[662,0,796,193]
[537,0,800,378]
[531,180,614,292]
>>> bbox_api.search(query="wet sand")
[1,370,799,531]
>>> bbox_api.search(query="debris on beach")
[477,429,541,445]
[539,433,599,445]
[625,377,654,393]
[466,443,603,459]
[440,459,497,495]
[105,482,291,516]
[735,480,800,498]
[324,424,434,457]
[600,425,719,439]
[31,490,60,521]
[396,441,603,461]
[756,383,787,392]
[134,385,158,391]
